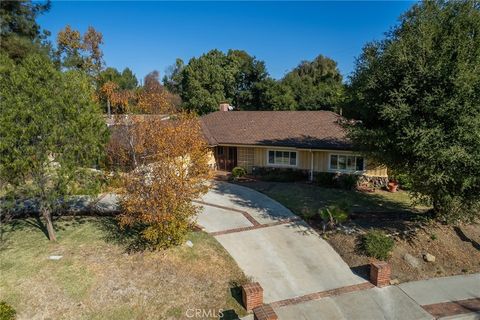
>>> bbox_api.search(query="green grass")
[0,217,247,319]
[243,181,427,218]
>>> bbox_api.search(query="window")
[268,150,297,166]
[329,154,365,172]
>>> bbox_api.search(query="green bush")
[0,301,16,320]
[362,231,394,260]
[335,174,359,190]
[395,173,413,190]
[254,168,307,182]
[231,167,246,178]
[314,172,336,187]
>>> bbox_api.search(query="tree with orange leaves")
[135,70,179,114]
[56,25,104,77]
[116,113,211,249]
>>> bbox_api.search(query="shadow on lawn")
[96,217,149,252]
[0,215,90,244]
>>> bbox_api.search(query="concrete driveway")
[196,181,365,303]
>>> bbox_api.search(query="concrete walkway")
[197,182,480,320]
[197,181,366,303]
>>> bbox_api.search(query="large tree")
[97,67,138,91]
[136,70,180,114]
[281,55,344,111]
[347,0,480,222]
[165,49,269,114]
[0,53,108,240]
[0,0,51,61]
[56,25,104,78]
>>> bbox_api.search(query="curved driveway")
[196,181,365,304]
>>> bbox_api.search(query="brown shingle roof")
[200,111,352,150]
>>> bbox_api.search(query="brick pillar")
[370,261,391,287]
[242,282,263,311]
[253,304,278,320]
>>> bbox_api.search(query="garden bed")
[327,223,480,282]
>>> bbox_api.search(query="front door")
[216,146,237,171]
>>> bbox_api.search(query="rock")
[48,255,63,260]
[186,240,193,248]
[404,253,420,268]
[390,278,400,285]
[423,253,436,262]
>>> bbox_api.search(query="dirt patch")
[326,222,480,283]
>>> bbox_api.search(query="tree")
[97,67,138,115]
[0,0,51,61]
[281,54,344,111]
[118,113,211,249]
[165,49,269,114]
[347,0,480,222]
[227,50,269,110]
[97,67,138,91]
[255,78,297,110]
[136,70,180,114]
[99,81,134,116]
[56,25,104,77]
[0,53,108,240]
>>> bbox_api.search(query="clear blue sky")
[38,1,414,82]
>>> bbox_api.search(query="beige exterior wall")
[221,145,388,177]
[237,147,255,173]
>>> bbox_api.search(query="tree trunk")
[41,206,57,241]
[107,99,111,118]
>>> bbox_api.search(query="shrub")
[314,172,336,187]
[395,174,413,190]
[255,168,307,182]
[335,174,359,190]
[361,230,394,260]
[231,167,246,179]
[0,301,16,320]
[318,203,349,232]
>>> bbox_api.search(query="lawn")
[0,217,247,320]
[239,180,426,217]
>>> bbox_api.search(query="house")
[200,104,388,184]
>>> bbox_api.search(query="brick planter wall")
[242,282,263,312]
[253,304,278,320]
[370,261,391,287]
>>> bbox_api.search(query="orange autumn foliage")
[115,113,212,249]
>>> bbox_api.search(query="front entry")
[216,146,237,171]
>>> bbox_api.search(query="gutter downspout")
[310,149,314,182]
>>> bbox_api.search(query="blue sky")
[38,1,414,82]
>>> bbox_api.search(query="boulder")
[423,253,436,262]
[404,253,420,268]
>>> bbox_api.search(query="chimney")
[219,103,230,112]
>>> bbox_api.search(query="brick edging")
[269,282,374,308]
[422,298,480,318]
[210,217,301,236]
[193,200,260,226]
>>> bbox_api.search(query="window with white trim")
[268,150,297,166]
[329,154,364,172]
